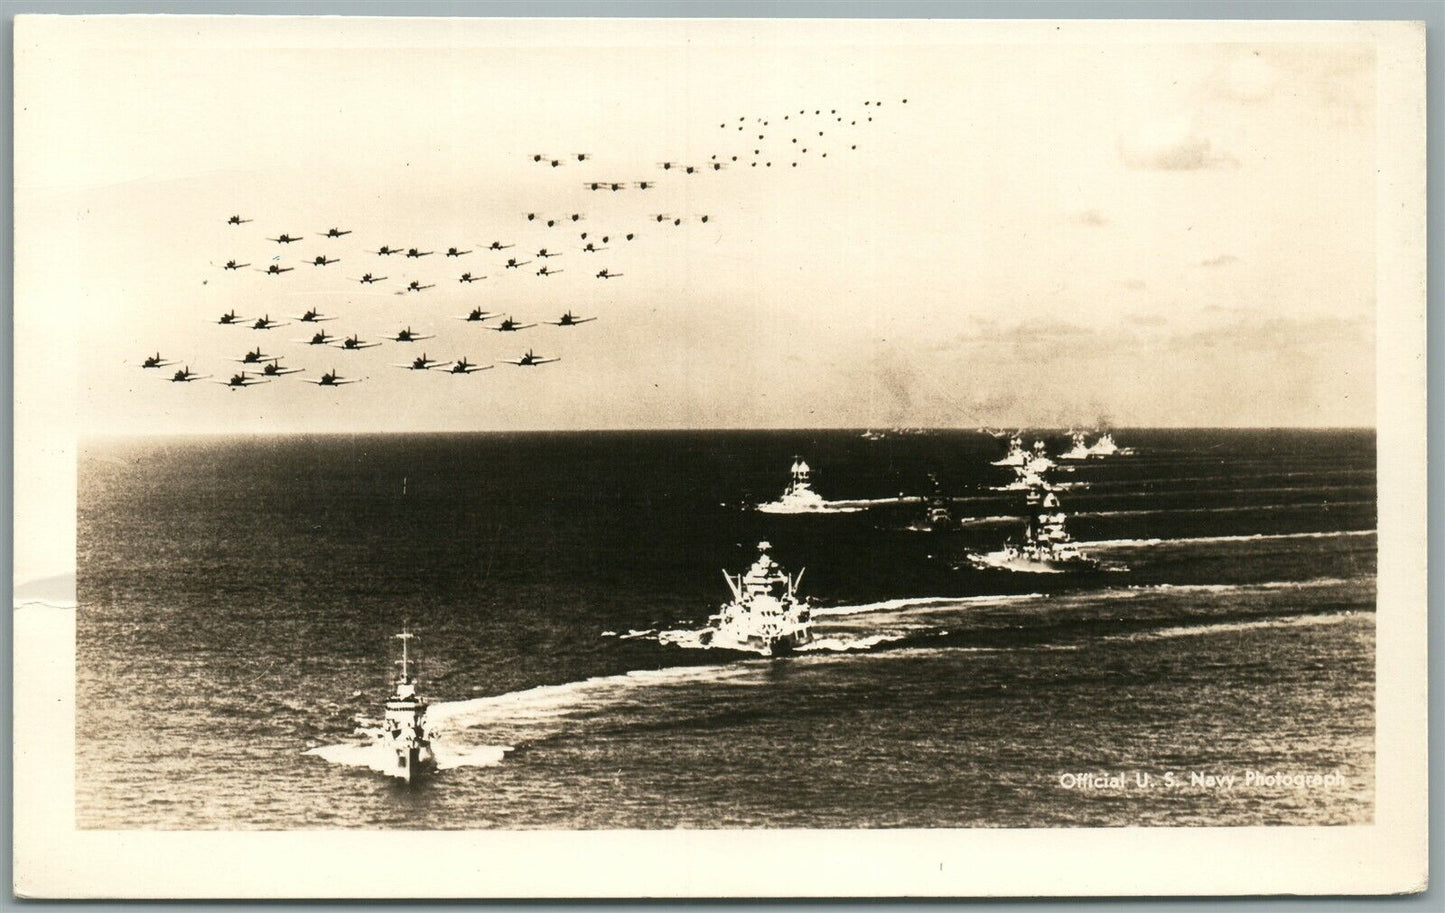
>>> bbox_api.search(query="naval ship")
[702,541,814,655]
[381,627,436,783]
[1059,430,1093,461]
[757,457,859,513]
[991,434,1028,467]
[969,487,1100,573]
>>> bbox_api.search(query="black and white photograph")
[11,13,1428,899]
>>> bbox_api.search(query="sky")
[16,18,1379,433]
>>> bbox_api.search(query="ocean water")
[76,429,1376,829]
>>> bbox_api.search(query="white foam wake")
[811,592,1045,618]
[1078,529,1375,549]
[1116,612,1361,642]
[304,733,512,777]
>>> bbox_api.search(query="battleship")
[1060,430,1133,460]
[1059,430,1093,461]
[756,457,860,513]
[990,434,1028,467]
[969,487,1101,573]
[701,541,814,655]
[380,627,436,783]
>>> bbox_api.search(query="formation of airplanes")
[164,97,907,391]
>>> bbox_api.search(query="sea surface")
[76,429,1376,829]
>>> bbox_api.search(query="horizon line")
[81,424,1379,441]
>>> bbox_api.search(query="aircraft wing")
[272,368,304,376]
[531,357,561,365]
[454,365,494,374]
[570,317,597,324]
[331,341,381,349]
[141,361,178,368]
[295,315,337,322]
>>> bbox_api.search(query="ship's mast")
[394,627,416,684]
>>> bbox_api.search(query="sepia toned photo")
[12,14,1427,898]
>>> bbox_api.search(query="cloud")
[1199,254,1240,268]
[1072,209,1109,227]
[1118,115,1237,171]
[1169,314,1368,351]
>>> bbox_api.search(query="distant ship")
[382,627,436,783]
[1023,440,1055,473]
[920,473,954,530]
[1059,430,1093,461]
[757,457,859,513]
[969,487,1099,573]
[702,541,814,655]
[991,434,1028,467]
[1089,432,1131,457]
[1060,430,1133,460]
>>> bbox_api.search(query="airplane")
[332,335,382,350]
[484,317,536,332]
[215,371,269,388]
[404,248,433,258]
[659,161,678,170]
[697,214,711,223]
[140,352,177,368]
[445,247,471,257]
[354,273,387,284]
[537,248,562,258]
[547,311,595,326]
[404,280,436,293]
[233,347,274,364]
[295,309,335,323]
[211,309,248,325]
[498,349,559,367]
[267,234,303,244]
[295,330,339,346]
[384,326,436,343]
[454,308,497,322]
[447,357,492,375]
[458,273,485,283]
[321,227,352,238]
[260,264,294,275]
[505,258,533,269]
[170,366,209,383]
[221,260,250,270]
[567,213,583,222]
[581,242,607,253]
[635,181,654,190]
[652,213,673,223]
[391,352,450,371]
[486,241,514,251]
[258,358,304,377]
[707,162,726,171]
[251,315,288,330]
[573,153,591,162]
[536,266,562,277]
[595,269,623,279]
[372,245,403,256]
[226,215,252,225]
[310,255,339,266]
[302,369,362,386]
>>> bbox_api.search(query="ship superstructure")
[971,485,1099,573]
[703,541,814,655]
[757,457,831,512]
[382,627,436,783]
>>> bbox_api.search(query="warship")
[381,627,436,783]
[969,487,1100,573]
[702,541,814,655]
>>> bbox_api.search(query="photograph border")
[7,1,1436,902]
